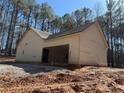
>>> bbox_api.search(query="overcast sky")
[36,0,107,16]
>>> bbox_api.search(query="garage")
[42,44,69,64]
[16,22,108,66]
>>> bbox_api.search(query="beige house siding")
[16,30,80,64]
[79,23,107,66]
[16,30,43,62]
[42,34,80,64]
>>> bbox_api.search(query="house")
[16,21,108,66]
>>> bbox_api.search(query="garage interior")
[42,44,69,64]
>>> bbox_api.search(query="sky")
[36,0,107,17]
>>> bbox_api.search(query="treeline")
[0,0,93,55]
[97,0,124,68]
[0,0,124,67]
[104,0,124,68]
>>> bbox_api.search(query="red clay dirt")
[0,57,124,93]
[0,56,15,63]
[0,66,124,93]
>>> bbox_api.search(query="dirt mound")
[54,73,81,83]
[0,66,124,93]
[31,88,67,93]
[0,73,82,89]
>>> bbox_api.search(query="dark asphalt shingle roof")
[47,22,94,39]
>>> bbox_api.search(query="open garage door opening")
[42,44,69,64]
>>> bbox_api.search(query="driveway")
[0,63,71,78]
[0,57,71,77]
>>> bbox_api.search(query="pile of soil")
[1,73,82,88]
[0,66,124,93]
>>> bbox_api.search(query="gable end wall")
[79,23,107,66]
[16,30,44,62]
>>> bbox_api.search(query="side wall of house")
[79,23,107,66]
[16,30,43,63]
[43,34,80,64]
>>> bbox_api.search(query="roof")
[17,21,108,49]
[47,22,94,39]
[30,21,108,48]
[30,27,51,39]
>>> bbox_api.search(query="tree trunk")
[0,1,10,54]
[47,21,50,31]
[7,9,19,55]
[34,15,38,28]
[26,8,32,31]
[5,8,15,55]
[41,19,45,31]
